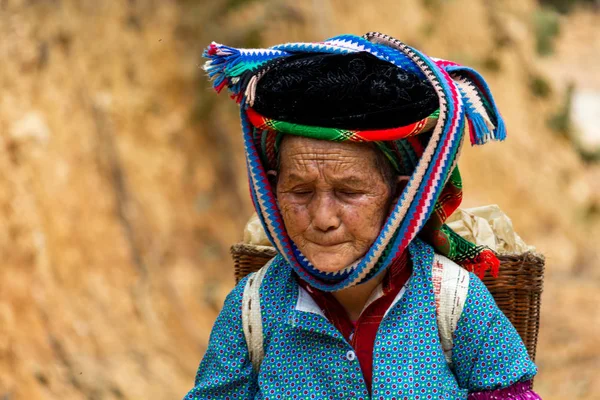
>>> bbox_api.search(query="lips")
[306,239,349,247]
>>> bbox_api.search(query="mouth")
[306,239,349,248]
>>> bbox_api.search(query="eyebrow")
[282,173,314,184]
[336,176,369,187]
[283,173,368,186]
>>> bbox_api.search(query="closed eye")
[287,186,314,196]
[336,189,363,197]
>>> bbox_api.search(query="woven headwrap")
[204,32,504,292]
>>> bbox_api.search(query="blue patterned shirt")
[184,241,536,399]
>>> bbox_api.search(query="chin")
[307,253,358,274]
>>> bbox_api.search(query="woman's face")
[276,136,394,274]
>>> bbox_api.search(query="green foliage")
[529,74,552,98]
[420,22,436,38]
[547,83,600,164]
[422,0,458,11]
[194,93,217,123]
[422,0,441,10]
[539,0,597,14]
[447,52,475,67]
[548,82,574,137]
[533,7,561,57]
[578,147,600,163]
[243,27,263,48]
[583,202,600,220]
[223,0,261,11]
[492,32,513,50]
[227,26,263,48]
[481,55,501,73]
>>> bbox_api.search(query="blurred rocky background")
[0,0,598,399]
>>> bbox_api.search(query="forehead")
[277,136,383,185]
[279,136,378,167]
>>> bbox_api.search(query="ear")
[267,170,278,192]
[388,175,410,213]
[396,175,410,190]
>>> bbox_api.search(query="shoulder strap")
[432,254,470,365]
[241,261,270,373]
[242,255,470,372]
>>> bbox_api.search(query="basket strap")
[241,255,469,372]
[432,254,470,365]
[241,260,271,373]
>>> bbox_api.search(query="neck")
[332,273,385,321]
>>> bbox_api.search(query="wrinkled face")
[276,136,394,274]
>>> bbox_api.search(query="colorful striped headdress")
[204,32,504,292]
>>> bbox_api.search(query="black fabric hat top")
[252,52,439,130]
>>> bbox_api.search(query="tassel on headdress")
[434,60,507,145]
[203,42,289,103]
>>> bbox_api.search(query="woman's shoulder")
[430,253,472,300]
[431,253,471,280]
[430,252,499,326]
[430,252,491,297]
[228,255,297,309]
[257,255,298,307]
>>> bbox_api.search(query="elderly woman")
[185,33,541,399]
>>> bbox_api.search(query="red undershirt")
[295,251,412,394]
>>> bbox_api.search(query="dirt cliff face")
[0,0,598,399]
[0,1,251,398]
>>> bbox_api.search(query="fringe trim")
[447,67,507,146]
[462,249,500,279]
[454,76,496,145]
[202,42,288,104]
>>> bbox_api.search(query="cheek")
[278,197,309,236]
[342,197,389,240]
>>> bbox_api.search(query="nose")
[309,192,341,232]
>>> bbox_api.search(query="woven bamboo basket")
[230,243,545,362]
